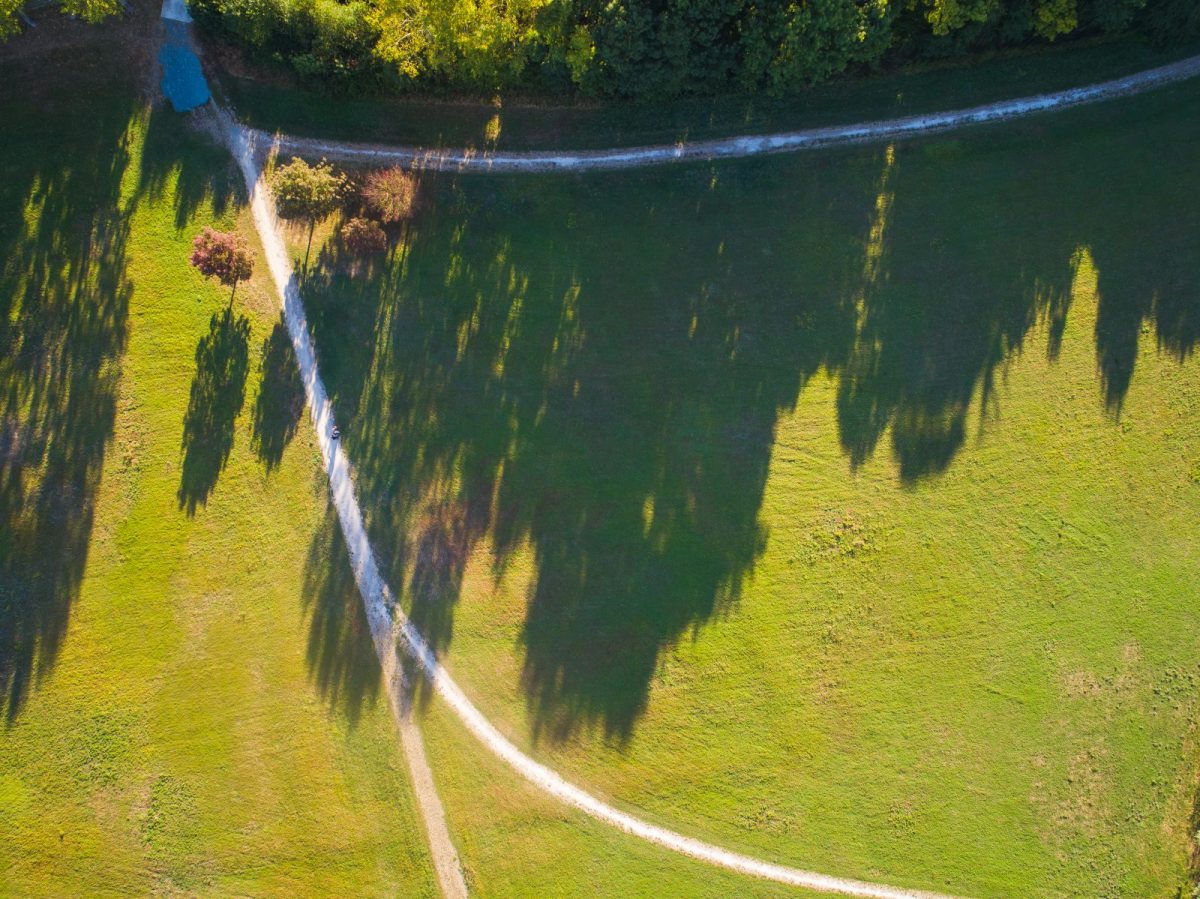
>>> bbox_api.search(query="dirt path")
[252,53,1200,173]
[216,114,470,899]
[208,39,1200,898]
[398,712,469,898]
[220,107,966,899]
[204,46,1200,899]
[156,2,466,890]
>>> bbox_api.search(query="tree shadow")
[834,143,1080,481]
[299,87,1199,745]
[0,60,138,721]
[251,317,304,472]
[135,103,239,231]
[836,91,1199,474]
[0,29,259,720]
[300,506,382,726]
[178,308,251,514]
[302,158,868,740]
[299,235,404,423]
[1089,149,1200,414]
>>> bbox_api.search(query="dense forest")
[196,0,1199,96]
[3,0,1198,96]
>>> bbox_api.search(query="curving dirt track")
[251,53,1200,173]
[223,111,968,899]
[219,51,1200,897]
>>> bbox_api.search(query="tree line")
[3,0,1197,96]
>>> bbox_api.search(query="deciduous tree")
[190,227,254,305]
[271,157,344,270]
[1,0,122,40]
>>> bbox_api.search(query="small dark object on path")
[331,425,340,439]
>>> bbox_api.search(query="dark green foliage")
[1,0,123,40]
[1134,0,1200,45]
[271,156,344,270]
[190,0,386,88]
[739,0,898,93]
[189,0,1187,99]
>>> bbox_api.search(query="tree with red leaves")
[190,228,254,305]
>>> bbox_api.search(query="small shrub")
[341,217,388,255]
[361,166,416,223]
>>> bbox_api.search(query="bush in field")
[341,217,388,255]
[271,157,344,267]
[361,166,417,223]
[190,228,254,303]
[272,157,344,224]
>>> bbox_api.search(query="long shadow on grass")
[0,70,139,721]
[836,92,1200,475]
[136,103,239,231]
[251,318,305,472]
[301,159,869,741]
[178,308,251,514]
[0,49,252,719]
[832,141,1101,481]
[299,88,1198,743]
[301,507,381,726]
[834,142,1077,480]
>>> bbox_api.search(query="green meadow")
[1,22,825,897]
[297,78,1200,898]
[418,696,820,899]
[0,30,435,897]
[4,6,1200,897]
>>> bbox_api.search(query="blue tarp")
[160,20,209,112]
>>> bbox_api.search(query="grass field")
[5,6,1200,898]
[216,34,1200,152]
[1,17,836,898]
[296,77,1200,898]
[418,694,835,899]
[0,26,437,897]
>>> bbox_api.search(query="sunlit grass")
[0,41,435,897]
[301,78,1200,898]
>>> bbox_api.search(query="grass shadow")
[300,506,382,726]
[251,317,304,472]
[136,102,239,231]
[302,159,868,740]
[178,307,251,514]
[0,58,138,721]
[298,84,1199,745]
[1092,203,1200,415]
[833,142,1079,481]
[836,92,1200,474]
